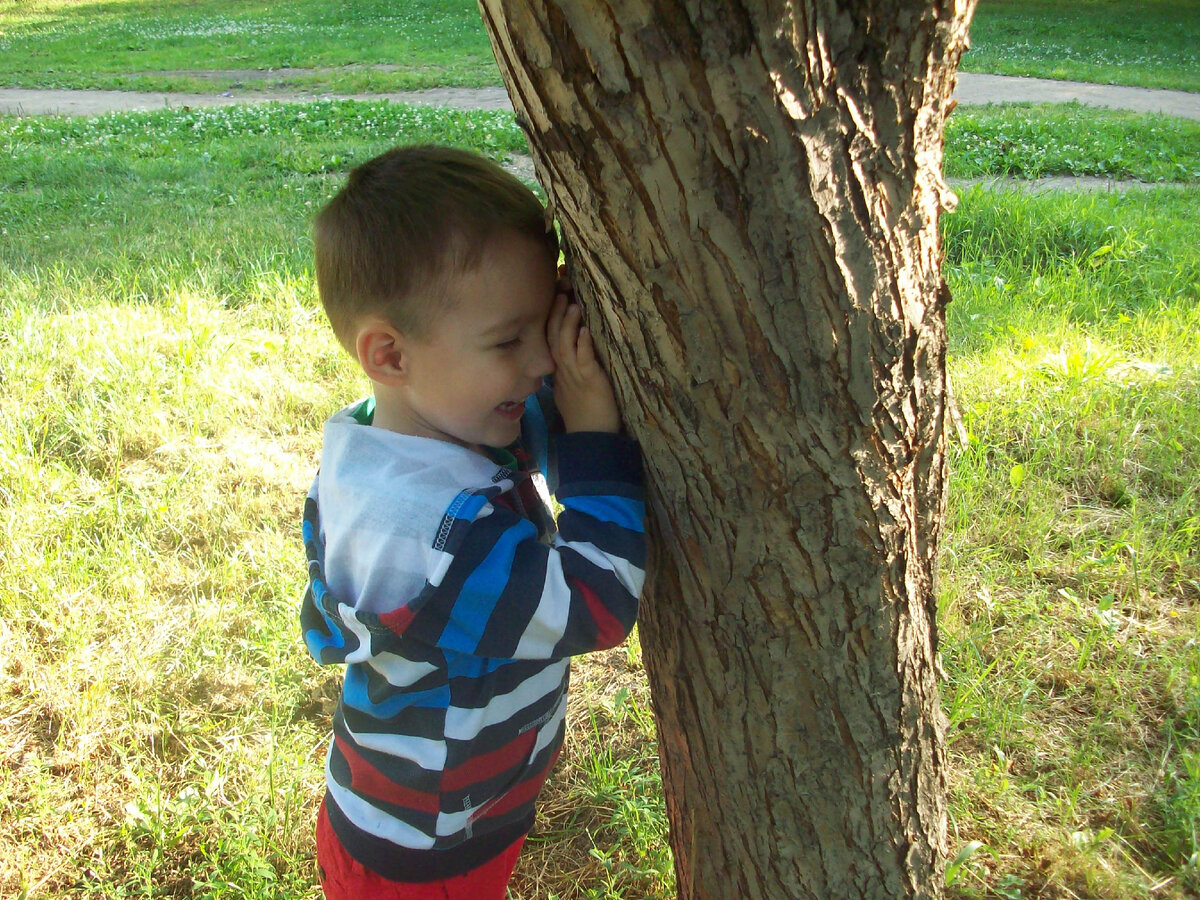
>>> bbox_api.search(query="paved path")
[0,85,514,116]
[0,85,504,116]
[1,73,1198,120]
[953,73,1200,120]
[947,175,1191,194]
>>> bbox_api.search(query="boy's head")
[313,145,559,353]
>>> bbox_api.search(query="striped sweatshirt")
[300,397,646,881]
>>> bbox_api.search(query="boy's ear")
[355,319,408,384]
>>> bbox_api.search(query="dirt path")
[1,73,1198,120]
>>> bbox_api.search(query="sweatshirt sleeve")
[398,432,645,659]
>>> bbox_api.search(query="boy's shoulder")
[318,401,506,503]
[310,404,539,616]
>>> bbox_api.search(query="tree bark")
[478,3,973,897]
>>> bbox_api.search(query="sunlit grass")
[941,185,1200,898]
[0,103,669,899]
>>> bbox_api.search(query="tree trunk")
[478,3,973,897]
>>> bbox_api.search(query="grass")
[0,103,527,309]
[963,0,1200,92]
[2,0,1198,96]
[945,104,1200,182]
[2,73,1198,900]
[0,0,502,92]
[939,185,1200,897]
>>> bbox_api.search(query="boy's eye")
[496,337,522,350]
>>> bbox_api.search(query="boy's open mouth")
[495,400,525,420]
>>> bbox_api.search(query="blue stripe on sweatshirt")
[439,515,538,654]
[302,580,350,659]
[445,652,513,681]
[342,665,451,718]
[304,625,347,659]
[561,495,646,533]
[447,490,490,524]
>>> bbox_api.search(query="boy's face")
[388,231,557,452]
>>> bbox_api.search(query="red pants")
[316,799,525,900]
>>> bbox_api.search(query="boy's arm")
[300,446,644,664]
[434,288,642,657]
[399,431,644,659]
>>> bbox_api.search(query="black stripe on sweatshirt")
[473,533,551,658]
[325,792,533,882]
[555,508,648,570]
[337,698,448,745]
[554,433,643,488]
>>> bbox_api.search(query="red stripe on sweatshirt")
[334,735,440,815]
[441,729,536,793]
[379,603,417,635]
[575,578,626,649]
[472,746,561,824]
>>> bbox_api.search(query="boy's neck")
[368,386,485,456]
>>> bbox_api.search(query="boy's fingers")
[554,267,573,307]
[547,294,568,359]
[558,304,582,353]
[576,327,596,370]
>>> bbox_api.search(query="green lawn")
[2,99,1198,899]
[945,104,1200,181]
[963,0,1200,92]
[940,183,1200,898]
[0,0,502,92]
[2,0,1197,94]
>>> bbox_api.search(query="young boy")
[299,145,646,899]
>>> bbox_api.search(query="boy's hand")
[547,292,621,434]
